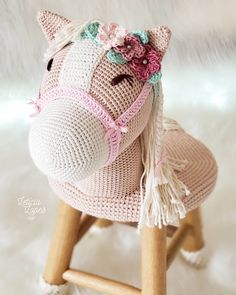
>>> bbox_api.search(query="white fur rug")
[0,1,236,294]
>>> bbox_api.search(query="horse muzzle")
[28,98,109,182]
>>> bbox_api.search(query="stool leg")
[43,200,82,285]
[141,226,167,295]
[180,208,206,267]
[95,219,113,228]
[89,219,113,236]
[181,208,204,251]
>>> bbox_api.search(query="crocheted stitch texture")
[29,11,217,224]
[49,119,217,222]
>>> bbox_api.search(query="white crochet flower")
[97,23,127,50]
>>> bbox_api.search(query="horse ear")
[147,26,171,59]
[37,10,70,42]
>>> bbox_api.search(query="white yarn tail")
[180,247,208,268]
[40,276,69,295]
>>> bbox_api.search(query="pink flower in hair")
[113,35,146,61]
[129,45,162,81]
[97,23,127,50]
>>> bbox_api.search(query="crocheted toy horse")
[29,11,217,230]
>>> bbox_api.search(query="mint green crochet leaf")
[80,30,87,39]
[148,72,162,101]
[107,50,127,64]
[132,30,149,44]
[80,22,100,42]
[148,72,162,84]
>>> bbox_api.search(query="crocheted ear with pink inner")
[37,10,70,42]
[147,26,171,59]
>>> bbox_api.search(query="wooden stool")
[42,200,205,295]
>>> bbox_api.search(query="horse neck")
[76,137,143,198]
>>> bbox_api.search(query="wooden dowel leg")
[76,214,97,243]
[95,218,113,228]
[181,208,204,252]
[141,226,167,295]
[44,200,82,285]
[167,224,191,269]
[63,269,141,295]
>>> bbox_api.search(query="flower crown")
[79,22,162,84]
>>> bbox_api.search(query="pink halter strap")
[34,83,153,165]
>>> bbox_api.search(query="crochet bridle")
[33,82,153,165]
[29,21,162,165]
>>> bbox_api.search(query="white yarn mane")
[139,83,189,228]
[44,19,102,61]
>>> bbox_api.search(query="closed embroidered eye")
[47,58,53,71]
[62,41,73,49]
[111,74,134,87]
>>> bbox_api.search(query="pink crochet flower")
[113,35,145,61]
[97,23,127,50]
[129,45,162,81]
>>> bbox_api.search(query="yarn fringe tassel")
[139,155,190,229]
[138,82,190,229]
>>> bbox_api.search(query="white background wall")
[0,1,235,294]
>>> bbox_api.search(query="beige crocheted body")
[49,118,217,222]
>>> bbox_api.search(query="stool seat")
[49,118,217,222]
